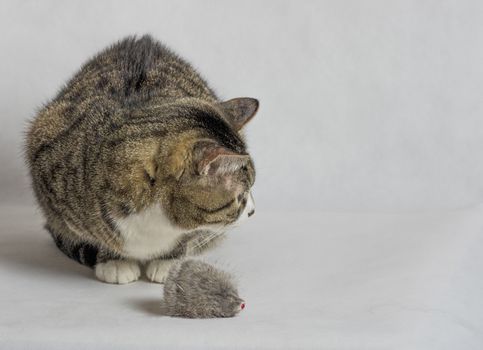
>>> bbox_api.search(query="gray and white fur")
[161,259,245,318]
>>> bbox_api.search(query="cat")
[25,35,258,284]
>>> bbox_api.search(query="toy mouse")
[161,259,245,318]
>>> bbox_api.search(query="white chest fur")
[114,204,187,261]
[114,194,254,261]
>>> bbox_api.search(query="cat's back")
[26,35,217,161]
[58,35,217,105]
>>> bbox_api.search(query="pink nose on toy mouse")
[240,303,245,310]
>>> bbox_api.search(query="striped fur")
[25,35,257,280]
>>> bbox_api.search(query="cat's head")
[116,97,259,230]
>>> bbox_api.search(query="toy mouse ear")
[193,140,250,176]
[218,97,259,131]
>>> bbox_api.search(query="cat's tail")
[46,224,100,268]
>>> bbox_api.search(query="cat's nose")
[246,192,255,218]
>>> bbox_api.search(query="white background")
[1,2,483,349]
[1,0,483,211]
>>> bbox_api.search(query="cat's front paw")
[95,260,141,284]
[145,259,175,283]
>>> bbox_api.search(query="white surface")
[1,0,483,210]
[1,204,482,349]
[1,1,483,349]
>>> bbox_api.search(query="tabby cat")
[25,35,258,284]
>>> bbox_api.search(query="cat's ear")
[193,140,249,176]
[218,97,259,131]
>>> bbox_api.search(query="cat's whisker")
[192,229,224,251]
[193,231,219,250]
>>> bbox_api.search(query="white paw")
[145,259,174,283]
[95,260,141,284]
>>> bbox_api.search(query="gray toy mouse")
[161,259,245,318]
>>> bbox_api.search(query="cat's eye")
[237,191,249,204]
[207,198,236,213]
